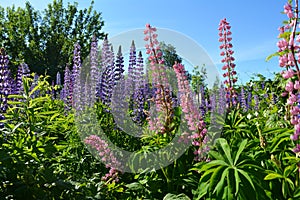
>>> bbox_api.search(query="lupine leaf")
[234,139,247,165]
[218,138,233,165]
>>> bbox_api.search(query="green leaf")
[237,169,255,192]
[209,165,225,193]
[218,138,233,165]
[234,168,240,196]
[264,173,284,180]
[234,139,247,165]
[213,168,229,196]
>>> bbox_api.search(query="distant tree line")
[0,0,106,81]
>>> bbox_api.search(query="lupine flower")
[131,51,147,124]
[114,46,125,84]
[126,40,137,96]
[99,38,115,106]
[62,65,72,109]
[90,34,99,104]
[56,71,61,86]
[218,84,227,114]
[247,90,252,110]
[84,135,121,182]
[173,62,209,161]
[0,48,9,128]
[277,0,300,154]
[72,43,82,111]
[239,87,247,112]
[254,94,259,110]
[218,18,238,108]
[144,24,174,135]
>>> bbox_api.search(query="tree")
[191,65,207,104]
[0,0,105,81]
[159,42,182,68]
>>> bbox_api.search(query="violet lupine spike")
[254,94,259,110]
[72,43,82,111]
[83,75,92,107]
[114,45,125,84]
[62,65,72,109]
[0,48,10,128]
[247,90,252,110]
[56,71,61,86]
[99,36,115,104]
[240,87,247,112]
[15,65,23,95]
[218,84,226,114]
[126,40,137,97]
[100,45,115,106]
[90,34,99,104]
[131,51,146,124]
[199,85,206,116]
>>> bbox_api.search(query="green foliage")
[192,138,267,200]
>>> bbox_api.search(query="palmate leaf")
[234,139,247,165]
[237,169,256,192]
[218,138,233,165]
[213,168,229,196]
[209,165,226,193]
[209,150,225,161]
[234,168,240,196]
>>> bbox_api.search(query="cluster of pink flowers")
[144,24,174,135]
[277,1,300,154]
[84,135,121,182]
[173,62,209,161]
[218,18,238,107]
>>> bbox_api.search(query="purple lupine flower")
[247,90,252,110]
[210,93,217,112]
[261,81,265,90]
[100,46,115,106]
[56,71,61,86]
[114,46,125,84]
[90,34,99,104]
[0,48,9,128]
[254,94,259,110]
[98,35,111,100]
[62,65,72,109]
[99,36,115,105]
[131,51,146,124]
[14,63,30,96]
[199,85,206,116]
[126,40,137,97]
[72,43,82,111]
[218,84,226,114]
[83,76,92,107]
[15,65,23,95]
[240,87,247,112]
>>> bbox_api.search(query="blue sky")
[1,0,287,84]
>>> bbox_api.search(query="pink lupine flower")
[218,18,238,108]
[285,81,294,92]
[173,62,209,161]
[284,3,294,18]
